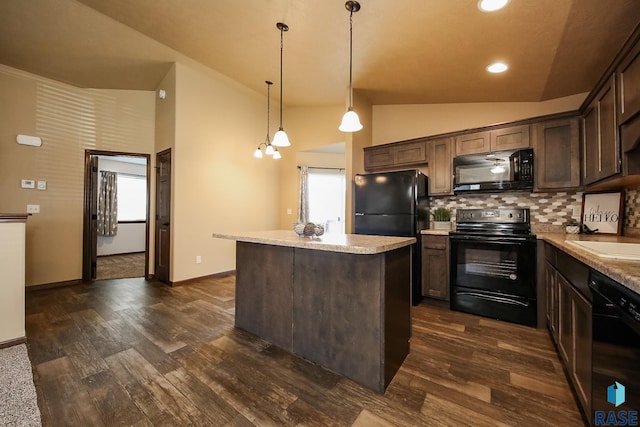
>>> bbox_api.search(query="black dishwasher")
[589,270,640,426]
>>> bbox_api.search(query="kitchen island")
[212,230,416,393]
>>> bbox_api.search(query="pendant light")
[272,22,291,147]
[339,1,363,132]
[253,81,281,159]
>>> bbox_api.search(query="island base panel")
[383,246,411,389]
[234,241,411,393]
[293,246,411,393]
[235,242,293,351]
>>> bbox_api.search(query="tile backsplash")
[430,187,640,234]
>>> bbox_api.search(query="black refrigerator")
[354,170,429,305]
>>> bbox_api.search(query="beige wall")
[171,63,280,281]
[372,93,588,145]
[276,105,348,230]
[0,65,155,286]
[153,64,177,277]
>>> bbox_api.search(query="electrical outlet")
[37,180,47,190]
[27,204,40,214]
[196,255,202,264]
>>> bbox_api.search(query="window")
[307,168,346,234]
[117,174,147,221]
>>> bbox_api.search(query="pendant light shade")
[339,108,363,132]
[272,22,291,147]
[339,1,363,133]
[253,80,280,159]
[272,129,289,147]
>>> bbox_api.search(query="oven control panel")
[456,208,529,224]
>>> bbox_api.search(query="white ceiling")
[0,0,638,107]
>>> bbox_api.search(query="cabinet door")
[364,146,394,170]
[583,105,600,185]
[491,125,530,151]
[557,273,573,369]
[534,117,580,190]
[421,236,449,300]
[618,42,640,125]
[427,137,453,195]
[599,76,620,181]
[455,131,490,155]
[544,261,558,344]
[571,286,592,416]
[583,75,620,185]
[394,141,427,166]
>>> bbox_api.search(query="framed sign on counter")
[581,191,623,235]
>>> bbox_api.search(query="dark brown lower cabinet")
[572,285,592,417]
[545,244,592,420]
[544,260,558,343]
[421,234,449,300]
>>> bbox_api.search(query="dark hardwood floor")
[96,252,145,281]
[25,275,586,426]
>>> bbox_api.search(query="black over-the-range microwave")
[453,148,534,193]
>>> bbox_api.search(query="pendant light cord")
[279,25,284,129]
[348,9,354,109]
[266,81,271,142]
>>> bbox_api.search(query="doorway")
[307,167,346,234]
[82,150,151,282]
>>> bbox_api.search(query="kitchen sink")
[565,240,640,261]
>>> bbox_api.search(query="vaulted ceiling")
[0,0,638,106]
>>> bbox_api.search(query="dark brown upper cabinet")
[617,41,640,126]
[364,140,426,171]
[455,124,530,156]
[533,117,581,190]
[427,137,453,195]
[582,75,619,186]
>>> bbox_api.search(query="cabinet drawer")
[422,235,447,250]
[556,251,590,300]
[544,242,557,266]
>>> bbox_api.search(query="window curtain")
[97,171,118,236]
[298,166,310,224]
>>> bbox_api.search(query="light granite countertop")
[212,230,416,255]
[538,232,640,294]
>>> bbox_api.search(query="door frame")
[82,150,151,282]
[154,148,172,284]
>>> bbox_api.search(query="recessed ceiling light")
[487,62,508,73]
[478,0,510,12]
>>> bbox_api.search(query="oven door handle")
[455,291,531,307]
[449,234,532,244]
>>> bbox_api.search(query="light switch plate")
[37,180,47,190]
[21,179,35,189]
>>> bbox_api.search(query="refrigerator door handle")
[355,213,364,216]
